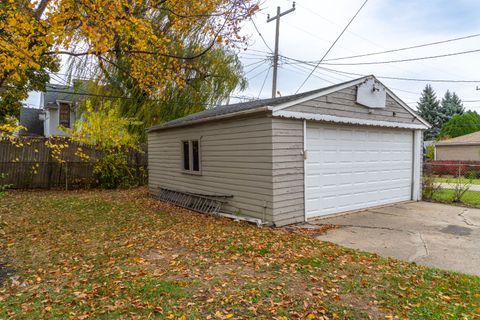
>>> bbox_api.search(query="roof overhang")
[147,106,273,133]
[273,111,428,130]
[147,75,431,133]
[435,142,480,146]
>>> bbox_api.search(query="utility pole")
[267,2,295,98]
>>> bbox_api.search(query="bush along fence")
[0,137,147,190]
[423,161,480,208]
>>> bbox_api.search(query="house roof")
[436,131,480,146]
[148,75,429,132]
[19,107,44,136]
[43,82,89,109]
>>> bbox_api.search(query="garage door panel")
[306,123,413,219]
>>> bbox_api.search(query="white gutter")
[273,110,429,130]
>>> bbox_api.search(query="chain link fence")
[423,161,480,207]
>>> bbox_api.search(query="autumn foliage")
[0,0,259,119]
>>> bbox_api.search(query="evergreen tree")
[439,90,464,125]
[417,84,441,140]
[439,111,480,139]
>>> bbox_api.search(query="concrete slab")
[313,201,480,276]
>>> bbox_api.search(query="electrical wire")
[250,18,274,53]
[257,65,272,98]
[296,0,369,93]
[319,48,480,66]
[281,56,480,83]
[324,33,480,62]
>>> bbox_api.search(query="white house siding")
[43,108,75,137]
[271,118,305,226]
[148,115,275,222]
[286,87,423,126]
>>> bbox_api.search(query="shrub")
[425,145,434,160]
[465,169,480,180]
[422,174,441,200]
[93,153,138,189]
[0,173,12,198]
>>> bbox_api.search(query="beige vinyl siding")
[271,118,305,226]
[286,87,422,125]
[435,144,480,161]
[148,115,274,221]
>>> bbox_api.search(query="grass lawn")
[431,189,480,208]
[432,176,480,185]
[0,189,479,319]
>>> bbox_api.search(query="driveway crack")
[409,232,429,262]
[329,224,407,233]
[458,209,480,227]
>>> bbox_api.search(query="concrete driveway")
[312,202,480,276]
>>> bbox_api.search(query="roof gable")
[148,75,430,132]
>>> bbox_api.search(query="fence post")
[65,161,68,191]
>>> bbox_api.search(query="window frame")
[57,101,72,128]
[181,139,202,175]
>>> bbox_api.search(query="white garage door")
[305,123,413,219]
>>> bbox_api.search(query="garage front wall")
[435,145,480,161]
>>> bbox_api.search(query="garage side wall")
[271,118,305,226]
[148,115,275,222]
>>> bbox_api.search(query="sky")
[231,0,480,110]
[26,0,480,111]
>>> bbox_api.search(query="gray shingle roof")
[148,77,367,132]
[43,82,88,108]
[19,107,44,136]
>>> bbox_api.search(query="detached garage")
[148,76,429,226]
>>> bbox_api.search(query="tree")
[438,111,480,139]
[0,0,259,121]
[65,100,144,188]
[439,90,464,125]
[417,84,441,140]
[0,0,59,122]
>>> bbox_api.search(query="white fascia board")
[273,110,429,130]
[272,76,370,111]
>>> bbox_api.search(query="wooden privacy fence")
[0,137,147,189]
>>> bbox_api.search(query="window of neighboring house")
[182,140,201,173]
[59,103,71,128]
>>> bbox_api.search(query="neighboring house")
[19,107,44,136]
[434,131,480,161]
[147,75,430,226]
[40,83,84,137]
[20,82,85,137]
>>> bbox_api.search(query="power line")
[324,33,480,62]
[296,0,369,93]
[281,56,480,83]
[320,48,480,66]
[258,66,272,98]
[248,66,272,82]
[250,18,273,53]
[244,59,269,76]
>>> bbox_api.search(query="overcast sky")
[233,0,480,110]
[26,0,480,110]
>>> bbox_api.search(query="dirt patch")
[339,293,388,319]
[0,256,15,287]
